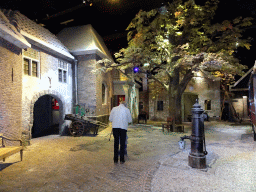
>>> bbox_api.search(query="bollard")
[180,100,207,169]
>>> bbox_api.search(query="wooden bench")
[162,117,184,133]
[0,134,23,162]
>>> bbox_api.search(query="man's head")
[120,101,127,107]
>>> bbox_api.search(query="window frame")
[157,101,164,111]
[23,57,39,77]
[58,60,68,83]
[23,48,40,77]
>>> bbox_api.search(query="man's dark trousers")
[113,128,127,162]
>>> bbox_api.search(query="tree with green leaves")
[98,0,252,123]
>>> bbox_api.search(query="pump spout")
[180,135,191,141]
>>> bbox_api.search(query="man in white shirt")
[109,101,132,164]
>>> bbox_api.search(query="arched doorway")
[32,95,61,138]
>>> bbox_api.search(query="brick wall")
[149,91,169,121]
[76,54,97,111]
[0,37,23,140]
[95,59,113,117]
[186,73,221,118]
[76,54,112,125]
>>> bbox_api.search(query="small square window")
[157,101,164,111]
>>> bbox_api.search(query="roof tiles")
[0,10,30,49]
[2,9,74,60]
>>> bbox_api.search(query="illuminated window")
[23,48,39,77]
[205,100,211,110]
[58,60,68,83]
[157,101,164,111]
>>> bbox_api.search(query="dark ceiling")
[1,0,255,36]
[1,0,256,67]
[0,0,167,36]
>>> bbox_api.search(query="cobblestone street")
[0,121,255,192]
[0,124,181,191]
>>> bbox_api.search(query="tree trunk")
[168,68,180,124]
[168,68,193,124]
[175,91,182,124]
[168,85,183,124]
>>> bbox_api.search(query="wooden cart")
[64,114,100,136]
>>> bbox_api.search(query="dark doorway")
[32,95,60,138]
[183,93,198,122]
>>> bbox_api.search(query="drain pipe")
[75,59,78,105]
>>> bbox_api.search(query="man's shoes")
[120,160,125,164]
[114,160,118,164]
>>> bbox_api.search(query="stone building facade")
[0,10,139,141]
[57,25,114,124]
[147,71,221,121]
[0,38,25,139]
[0,10,75,140]
[0,10,30,140]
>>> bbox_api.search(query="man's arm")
[109,108,115,122]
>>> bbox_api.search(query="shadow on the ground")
[0,162,18,171]
[70,140,107,152]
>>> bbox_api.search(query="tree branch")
[180,69,193,94]
[148,74,169,91]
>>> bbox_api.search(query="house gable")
[0,10,30,49]
[57,24,113,62]
[2,9,74,62]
